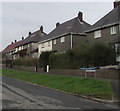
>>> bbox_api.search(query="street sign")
[86,70,96,72]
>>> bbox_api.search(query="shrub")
[49,52,69,69]
[12,43,116,69]
[12,57,38,66]
[39,51,52,68]
[89,42,116,66]
[49,42,116,69]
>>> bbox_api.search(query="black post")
[35,59,38,72]
[35,65,37,72]
[44,65,47,72]
[6,59,7,67]
[10,60,12,69]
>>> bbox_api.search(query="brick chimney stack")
[56,22,60,27]
[78,11,83,22]
[22,36,24,40]
[40,26,43,33]
[114,0,120,8]
[29,31,31,35]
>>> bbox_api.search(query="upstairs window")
[53,39,56,44]
[61,37,65,43]
[21,46,23,50]
[19,47,21,51]
[15,48,18,52]
[94,30,101,38]
[48,41,51,46]
[28,44,30,48]
[111,26,116,35]
[41,43,44,48]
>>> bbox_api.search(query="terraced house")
[38,12,91,55]
[14,26,47,59]
[3,1,120,62]
[85,0,120,62]
[2,40,23,60]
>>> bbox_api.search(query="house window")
[48,41,50,46]
[19,47,21,51]
[22,46,23,50]
[28,44,30,47]
[61,37,65,43]
[111,26,116,35]
[53,39,56,44]
[94,30,101,38]
[15,48,18,52]
[41,43,44,48]
[114,43,120,54]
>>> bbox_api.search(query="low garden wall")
[3,65,119,79]
[50,69,120,79]
[12,65,44,73]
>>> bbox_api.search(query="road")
[1,76,119,110]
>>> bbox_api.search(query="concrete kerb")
[2,75,118,104]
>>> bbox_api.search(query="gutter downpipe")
[118,21,120,63]
[70,33,73,49]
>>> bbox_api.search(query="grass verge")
[2,68,114,100]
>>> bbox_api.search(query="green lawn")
[2,68,114,100]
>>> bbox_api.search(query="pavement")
[1,76,119,110]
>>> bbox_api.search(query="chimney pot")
[29,31,31,35]
[15,40,17,43]
[114,0,120,8]
[11,42,13,44]
[40,26,43,33]
[56,22,60,27]
[78,11,83,22]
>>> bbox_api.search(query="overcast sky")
[1,1,114,51]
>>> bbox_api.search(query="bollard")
[47,65,49,73]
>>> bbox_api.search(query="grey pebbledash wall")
[52,34,87,53]
[86,25,119,45]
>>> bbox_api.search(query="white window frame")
[10,52,12,55]
[94,30,101,38]
[28,44,30,48]
[15,48,18,52]
[41,43,44,48]
[21,46,23,50]
[48,41,50,46]
[114,43,120,54]
[111,26,116,35]
[61,37,65,43]
[53,39,56,44]
[19,47,21,51]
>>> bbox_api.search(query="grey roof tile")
[42,16,91,42]
[17,30,47,47]
[86,5,120,32]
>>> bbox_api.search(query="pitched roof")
[2,41,23,54]
[17,29,47,47]
[40,15,91,43]
[86,5,120,32]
